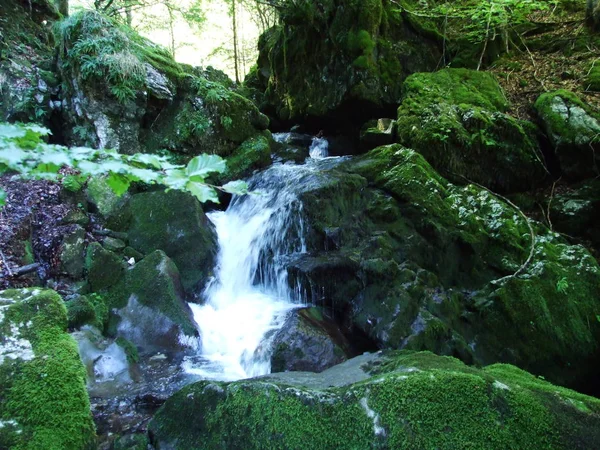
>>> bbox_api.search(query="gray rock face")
[535,90,600,180]
[270,307,350,373]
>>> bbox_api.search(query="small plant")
[556,277,569,294]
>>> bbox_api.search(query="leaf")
[0,123,27,139]
[0,188,5,208]
[23,124,51,136]
[76,160,104,175]
[186,181,219,203]
[128,167,160,183]
[128,153,163,169]
[221,180,249,196]
[39,148,72,167]
[0,146,29,168]
[186,154,227,178]
[164,168,189,191]
[69,147,99,161]
[106,172,131,196]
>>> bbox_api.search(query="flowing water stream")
[184,136,333,381]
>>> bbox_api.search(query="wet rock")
[148,351,600,449]
[105,250,199,351]
[535,90,600,180]
[0,288,95,449]
[103,236,126,253]
[271,308,350,373]
[86,176,131,224]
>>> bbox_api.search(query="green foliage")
[556,277,569,294]
[0,122,248,207]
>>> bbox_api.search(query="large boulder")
[253,0,442,126]
[148,351,600,449]
[56,11,269,158]
[116,189,217,293]
[396,69,548,192]
[292,144,600,390]
[535,90,600,181]
[0,288,96,449]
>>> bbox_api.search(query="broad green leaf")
[128,153,163,169]
[77,160,105,175]
[0,188,5,208]
[128,167,160,183]
[33,162,61,175]
[164,168,189,190]
[101,160,130,173]
[106,172,131,196]
[39,149,72,167]
[222,180,249,196]
[186,180,219,203]
[0,123,27,139]
[23,124,51,136]
[186,154,226,178]
[70,147,99,161]
[0,146,29,168]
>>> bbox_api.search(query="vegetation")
[0,122,249,209]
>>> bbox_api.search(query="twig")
[478,0,494,71]
[12,263,40,277]
[0,249,13,277]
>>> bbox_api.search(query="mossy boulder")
[254,0,443,126]
[0,288,96,449]
[271,307,350,373]
[534,90,600,180]
[118,189,217,293]
[223,131,273,181]
[85,242,126,292]
[291,144,600,389]
[396,69,547,192]
[86,175,130,224]
[148,351,600,449]
[57,11,269,158]
[105,250,199,348]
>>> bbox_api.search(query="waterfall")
[309,137,329,159]
[184,157,332,381]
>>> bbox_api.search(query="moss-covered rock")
[271,307,350,373]
[291,144,600,389]
[119,189,217,293]
[0,288,96,449]
[534,90,600,180]
[85,242,126,292]
[148,351,600,449]
[67,293,108,330]
[58,225,86,278]
[223,131,273,181]
[105,250,198,343]
[86,175,130,223]
[56,11,269,159]
[254,0,443,126]
[396,69,547,192]
[585,62,600,91]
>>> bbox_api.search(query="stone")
[58,225,86,278]
[122,189,217,293]
[148,351,600,449]
[103,236,126,252]
[360,118,395,151]
[85,242,126,292]
[535,90,600,180]
[0,288,95,449]
[271,308,350,373]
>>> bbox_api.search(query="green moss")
[396,69,546,192]
[124,189,216,292]
[66,293,108,330]
[586,63,600,91]
[224,132,272,181]
[149,351,600,449]
[105,250,198,337]
[85,242,126,292]
[0,289,96,449]
[115,337,139,364]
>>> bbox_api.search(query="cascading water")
[184,139,335,381]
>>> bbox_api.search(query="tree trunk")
[588,0,600,30]
[232,0,240,83]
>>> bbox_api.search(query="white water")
[184,159,334,381]
[309,137,329,159]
